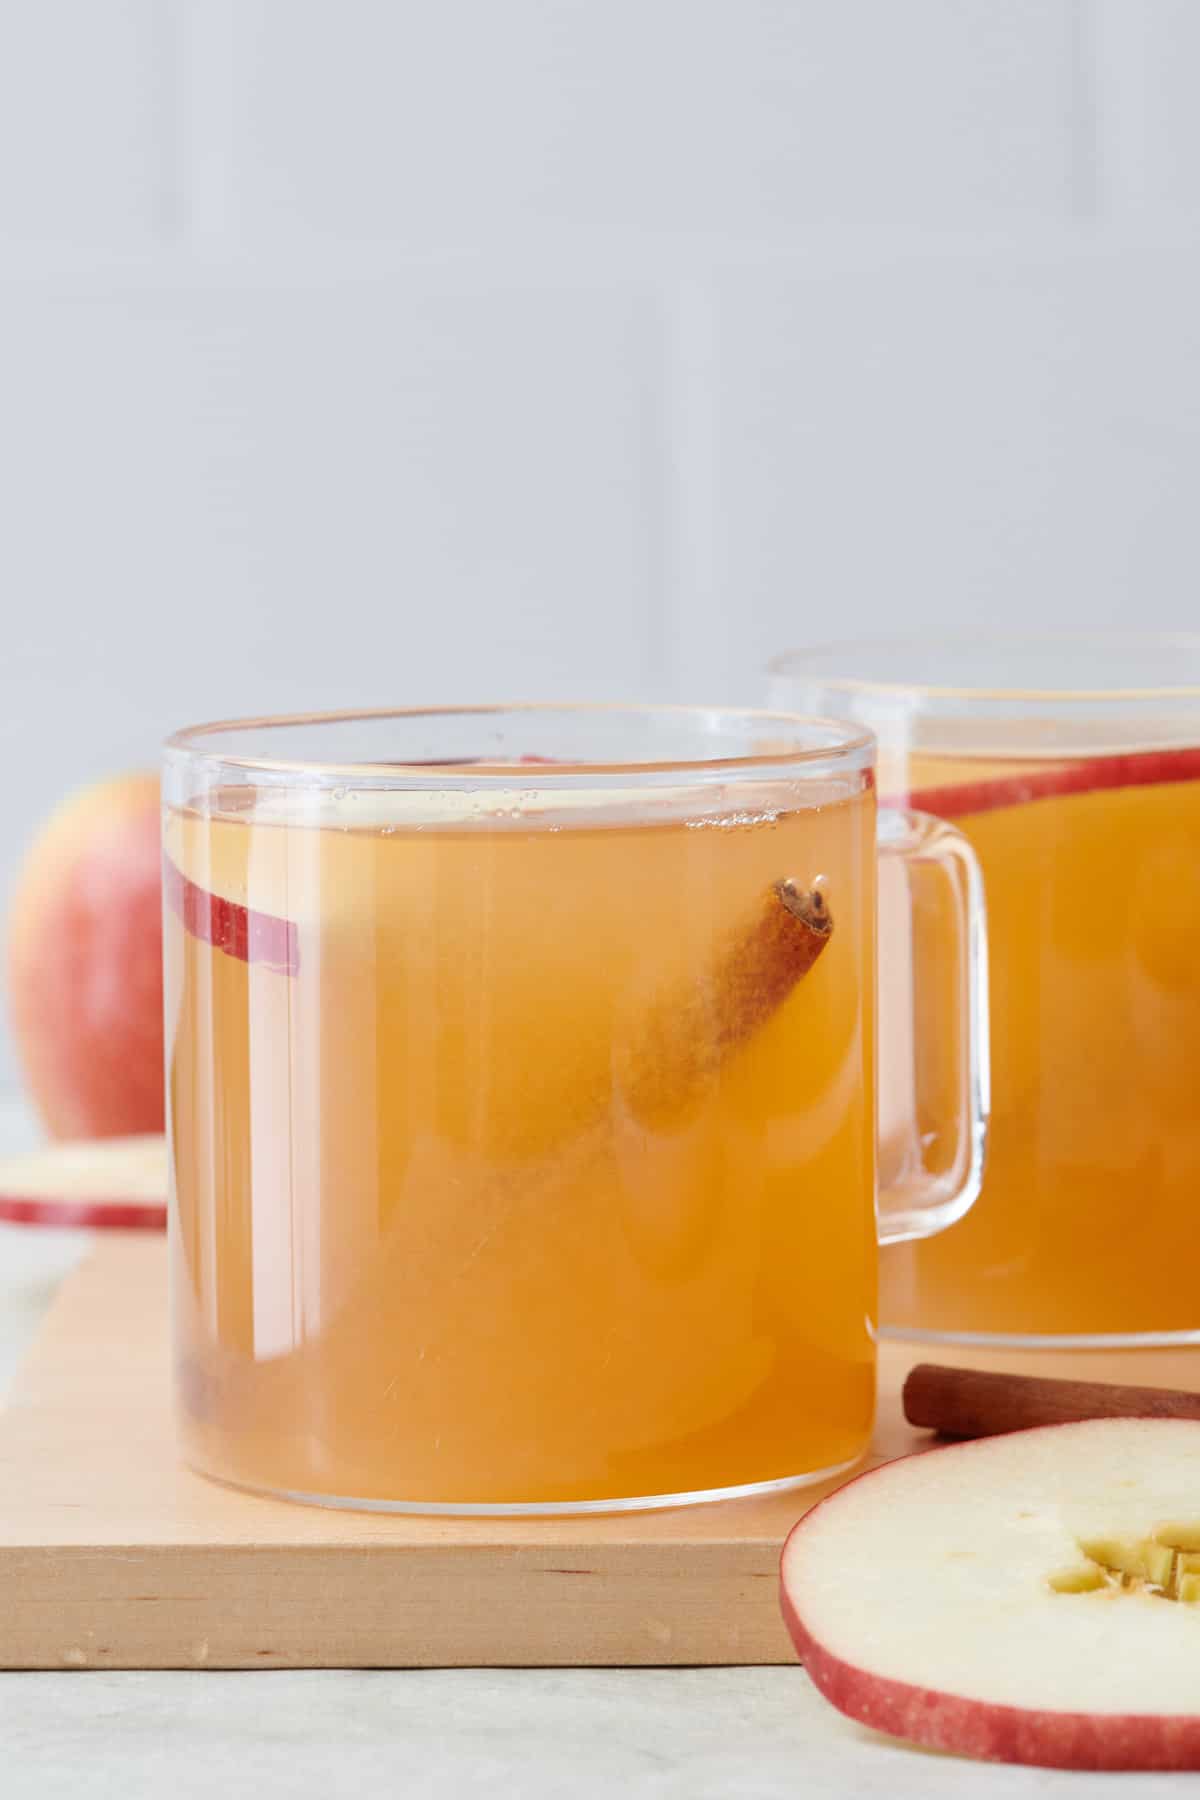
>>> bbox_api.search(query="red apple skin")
[780,1450,1200,1773]
[7,774,164,1140]
[0,1192,165,1231]
[903,742,1200,821]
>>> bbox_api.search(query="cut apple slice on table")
[780,1418,1200,1771]
[0,1135,166,1230]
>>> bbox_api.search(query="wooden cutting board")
[1,1237,1197,1670]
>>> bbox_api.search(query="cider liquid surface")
[166,787,876,1507]
[881,750,1200,1340]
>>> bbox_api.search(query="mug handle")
[875,807,990,1246]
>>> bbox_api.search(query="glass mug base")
[182,1452,867,1518]
[879,1324,1200,1351]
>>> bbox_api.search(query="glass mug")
[771,636,1200,1348]
[163,705,987,1514]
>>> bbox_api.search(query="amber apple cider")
[882,746,1200,1341]
[166,780,876,1508]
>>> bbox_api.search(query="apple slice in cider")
[160,767,558,977]
[780,1418,1200,1771]
[162,857,300,976]
[902,742,1200,820]
[162,805,302,975]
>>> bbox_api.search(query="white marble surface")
[0,1668,1189,1800]
[0,1097,1185,1798]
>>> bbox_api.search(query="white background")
[2,0,1200,1092]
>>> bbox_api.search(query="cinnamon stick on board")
[903,1363,1200,1441]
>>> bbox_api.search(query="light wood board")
[1,1238,1197,1669]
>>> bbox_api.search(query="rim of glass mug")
[164,702,876,788]
[767,633,1200,705]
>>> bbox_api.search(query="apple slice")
[0,1135,166,1231]
[162,856,300,975]
[160,771,555,976]
[902,742,1200,821]
[780,1418,1200,1771]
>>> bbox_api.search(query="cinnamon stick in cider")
[903,1363,1200,1441]
[620,879,833,1123]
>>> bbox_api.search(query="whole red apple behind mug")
[6,773,163,1139]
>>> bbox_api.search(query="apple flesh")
[780,1418,1200,1771]
[901,742,1200,820]
[7,774,163,1140]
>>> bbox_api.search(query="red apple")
[781,1418,1200,1770]
[7,773,163,1139]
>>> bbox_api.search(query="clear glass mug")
[770,636,1200,1348]
[163,705,987,1514]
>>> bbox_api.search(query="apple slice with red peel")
[780,1418,1200,1771]
[0,1135,166,1231]
[160,765,559,974]
[902,742,1200,820]
[162,857,300,975]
